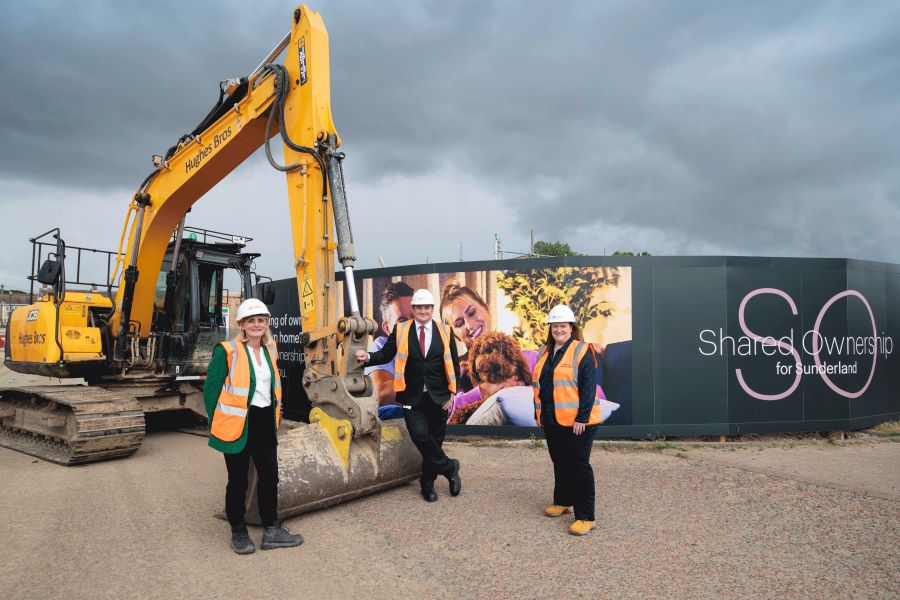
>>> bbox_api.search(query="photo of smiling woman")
[440,281,496,391]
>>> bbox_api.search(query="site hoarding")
[265,256,900,437]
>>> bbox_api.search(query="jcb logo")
[26,310,39,322]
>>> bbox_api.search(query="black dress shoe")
[421,488,438,502]
[446,459,462,497]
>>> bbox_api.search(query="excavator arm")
[114,6,337,351]
[110,5,379,431]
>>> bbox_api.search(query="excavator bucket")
[241,414,421,522]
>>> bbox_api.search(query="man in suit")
[356,288,462,502]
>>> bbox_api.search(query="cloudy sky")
[1,0,898,291]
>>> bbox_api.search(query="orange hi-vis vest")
[210,337,282,443]
[392,320,457,394]
[532,340,601,427]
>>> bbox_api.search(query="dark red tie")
[419,324,426,355]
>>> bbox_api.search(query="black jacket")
[365,320,461,406]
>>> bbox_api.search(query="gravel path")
[0,432,897,599]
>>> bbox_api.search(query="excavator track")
[0,386,145,465]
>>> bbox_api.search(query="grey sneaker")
[231,526,256,555]
[261,520,303,550]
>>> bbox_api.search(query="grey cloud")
[0,0,898,276]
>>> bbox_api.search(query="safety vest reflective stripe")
[553,379,578,388]
[553,399,602,409]
[265,340,282,431]
[433,323,457,393]
[210,336,282,443]
[531,340,601,427]
[222,383,250,396]
[226,339,239,386]
[215,402,248,417]
[393,321,413,392]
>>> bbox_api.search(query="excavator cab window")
[153,254,190,333]
[153,258,172,311]
[197,264,223,330]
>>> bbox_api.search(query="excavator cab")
[5,227,268,381]
[150,227,265,377]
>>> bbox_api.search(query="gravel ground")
[0,430,897,599]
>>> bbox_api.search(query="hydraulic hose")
[261,64,329,201]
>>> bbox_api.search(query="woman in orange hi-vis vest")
[203,298,302,555]
[531,304,603,536]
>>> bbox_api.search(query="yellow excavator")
[1,4,420,520]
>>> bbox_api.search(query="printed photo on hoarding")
[345,266,633,427]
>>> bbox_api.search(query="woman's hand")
[442,395,455,412]
[572,422,586,436]
[354,350,368,362]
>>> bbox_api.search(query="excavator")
[1,4,420,520]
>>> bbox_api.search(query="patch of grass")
[529,434,544,450]
[871,420,900,434]
[647,439,686,451]
[478,440,511,448]
[675,451,688,459]
[461,437,511,448]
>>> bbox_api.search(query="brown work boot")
[568,520,596,536]
[543,505,573,517]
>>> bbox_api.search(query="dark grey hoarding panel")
[266,255,898,437]
[888,272,900,418]
[653,266,728,427]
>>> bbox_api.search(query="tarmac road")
[0,431,897,599]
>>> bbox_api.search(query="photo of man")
[365,281,414,419]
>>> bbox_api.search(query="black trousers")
[544,419,598,521]
[404,393,453,489]
[224,404,278,528]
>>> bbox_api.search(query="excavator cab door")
[154,239,256,376]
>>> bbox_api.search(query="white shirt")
[249,347,272,408]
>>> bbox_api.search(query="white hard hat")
[411,288,435,306]
[236,298,271,321]
[546,304,576,324]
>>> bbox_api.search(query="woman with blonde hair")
[203,298,302,554]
